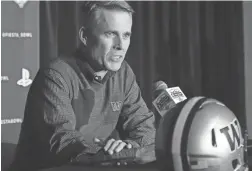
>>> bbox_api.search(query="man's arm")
[112,69,156,164]
[117,71,156,148]
[24,68,101,165]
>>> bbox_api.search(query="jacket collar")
[74,47,116,83]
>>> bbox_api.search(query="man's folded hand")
[94,138,132,155]
[73,141,156,165]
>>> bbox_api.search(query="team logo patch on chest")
[110,101,122,112]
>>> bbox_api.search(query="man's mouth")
[111,55,123,62]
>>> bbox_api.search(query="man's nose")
[113,36,123,50]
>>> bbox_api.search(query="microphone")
[152,81,187,117]
[152,81,168,99]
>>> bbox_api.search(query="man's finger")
[114,141,127,153]
[104,139,115,152]
[108,140,123,155]
[94,138,106,147]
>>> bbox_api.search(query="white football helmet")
[156,97,249,171]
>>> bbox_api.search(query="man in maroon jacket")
[11,1,156,170]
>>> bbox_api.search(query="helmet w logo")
[220,119,241,152]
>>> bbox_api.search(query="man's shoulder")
[35,56,82,90]
[45,56,74,71]
[41,56,78,78]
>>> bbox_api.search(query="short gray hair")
[80,1,134,28]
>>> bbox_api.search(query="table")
[41,141,252,171]
[41,163,159,171]
[41,158,252,171]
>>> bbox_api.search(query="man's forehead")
[90,8,132,31]
[93,8,132,20]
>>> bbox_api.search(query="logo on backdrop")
[1,118,23,125]
[13,0,28,8]
[1,76,9,82]
[17,68,32,87]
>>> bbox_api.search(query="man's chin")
[106,63,122,72]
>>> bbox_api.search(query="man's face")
[85,8,132,71]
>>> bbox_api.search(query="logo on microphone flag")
[167,87,187,103]
[153,87,187,117]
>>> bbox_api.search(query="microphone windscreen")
[152,81,168,99]
[153,81,168,91]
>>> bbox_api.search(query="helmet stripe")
[171,96,205,171]
[180,97,208,171]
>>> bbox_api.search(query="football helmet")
[156,97,249,171]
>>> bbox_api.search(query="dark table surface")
[40,162,159,171]
[40,141,252,171]
[40,157,252,171]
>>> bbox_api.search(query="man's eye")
[105,32,115,37]
[123,33,131,39]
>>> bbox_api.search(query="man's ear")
[79,26,87,46]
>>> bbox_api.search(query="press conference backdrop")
[1,1,40,144]
[1,0,252,149]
